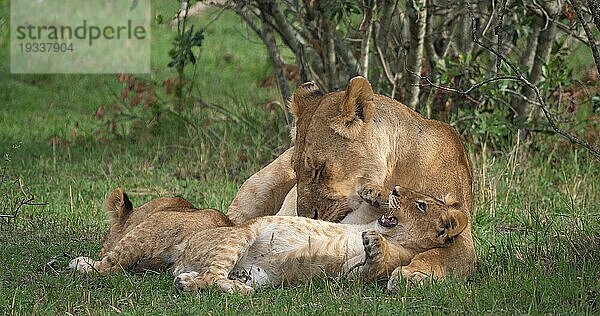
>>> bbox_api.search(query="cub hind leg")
[68,223,166,275]
[173,226,258,295]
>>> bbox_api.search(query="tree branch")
[405,0,428,109]
[333,36,360,79]
[358,0,376,77]
[587,0,600,31]
[259,10,292,124]
[494,0,509,73]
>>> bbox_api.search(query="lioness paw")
[361,230,384,261]
[358,184,387,208]
[67,256,97,273]
[174,271,200,293]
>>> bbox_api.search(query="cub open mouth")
[378,215,398,228]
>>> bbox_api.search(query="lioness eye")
[416,201,427,213]
[311,165,325,183]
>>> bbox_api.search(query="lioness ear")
[289,81,323,120]
[104,188,133,224]
[330,76,375,139]
[438,209,468,242]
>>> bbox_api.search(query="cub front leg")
[68,249,138,275]
[67,251,128,275]
[358,230,401,279]
[174,271,201,292]
[387,259,434,291]
[362,230,387,263]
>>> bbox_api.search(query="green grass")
[1,1,599,315]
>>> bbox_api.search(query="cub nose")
[392,186,401,197]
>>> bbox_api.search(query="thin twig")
[0,191,48,224]
[404,62,518,105]
[531,0,551,30]
[375,43,396,86]
[480,0,496,37]
[500,88,542,107]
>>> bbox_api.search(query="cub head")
[290,76,376,222]
[379,186,468,251]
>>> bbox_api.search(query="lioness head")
[290,77,377,222]
[382,186,468,251]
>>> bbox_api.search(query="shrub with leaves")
[95,1,205,140]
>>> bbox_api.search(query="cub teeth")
[378,215,398,228]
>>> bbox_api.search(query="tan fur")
[384,186,469,290]
[228,147,295,225]
[173,186,465,294]
[227,76,476,285]
[68,188,232,274]
[71,187,465,295]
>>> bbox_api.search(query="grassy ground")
[1,2,599,315]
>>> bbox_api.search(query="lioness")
[70,187,467,295]
[68,188,232,274]
[228,76,476,286]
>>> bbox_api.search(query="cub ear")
[289,81,323,120]
[330,76,375,139]
[443,193,461,209]
[438,209,468,242]
[104,187,134,224]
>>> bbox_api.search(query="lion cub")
[68,188,232,274]
[70,187,466,295]
[172,186,467,294]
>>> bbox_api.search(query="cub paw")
[358,183,387,208]
[174,271,200,293]
[387,266,430,293]
[67,256,96,273]
[362,230,384,261]
[218,279,255,296]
